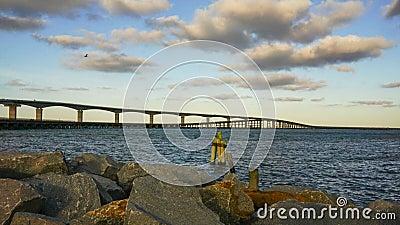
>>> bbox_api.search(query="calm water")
[0,128,399,206]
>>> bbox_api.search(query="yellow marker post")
[210,137,217,163]
[216,138,222,164]
[220,139,227,164]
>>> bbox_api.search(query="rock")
[24,173,101,221]
[244,190,309,209]
[116,162,148,193]
[223,173,247,189]
[88,173,127,205]
[71,199,127,225]
[265,185,310,194]
[125,175,223,225]
[367,199,400,224]
[201,176,255,225]
[69,153,121,181]
[0,179,44,225]
[10,212,66,225]
[0,151,67,179]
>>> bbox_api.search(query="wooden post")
[220,139,226,164]
[216,138,222,164]
[227,153,235,173]
[210,137,217,163]
[249,169,259,191]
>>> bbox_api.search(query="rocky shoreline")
[0,151,398,225]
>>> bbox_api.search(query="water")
[0,128,399,206]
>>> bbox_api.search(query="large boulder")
[0,151,67,179]
[0,179,44,225]
[69,153,122,181]
[201,174,255,225]
[116,162,148,193]
[71,199,127,225]
[10,212,66,225]
[24,173,101,221]
[87,173,127,205]
[125,175,223,225]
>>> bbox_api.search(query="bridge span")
[0,99,314,129]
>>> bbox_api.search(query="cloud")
[111,27,165,45]
[6,79,28,87]
[62,51,145,73]
[0,15,45,31]
[381,82,400,88]
[100,0,171,17]
[168,73,325,91]
[32,31,117,51]
[149,0,364,48]
[63,87,89,91]
[384,0,400,18]
[213,93,252,100]
[20,87,57,92]
[351,100,395,107]
[0,0,95,17]
[274,97,304,102]
[247,35,394,70]
[97,86,113,90]
[311,97,325,102]
[329,65,355,73]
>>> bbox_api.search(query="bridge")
[0,98,314,129]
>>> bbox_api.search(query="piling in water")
[249,169,259,191]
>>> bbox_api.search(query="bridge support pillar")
[36,108,43,121]
[114,113,120,124]
[180,116,185,125]
[77,110,83,122]
[4,104,21,120]
[149,114,154,125]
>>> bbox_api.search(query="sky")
[0,0,399,127]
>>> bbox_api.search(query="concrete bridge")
[0,99,314,129]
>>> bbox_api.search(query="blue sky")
[0,0,399,127]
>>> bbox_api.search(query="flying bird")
[84,54,88,57]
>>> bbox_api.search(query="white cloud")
[32,31,117,52]
[329,65,355,73]
[20,87,57,92]
[63,87,90,91]
[274,97,304,102]
[351,100,394,107]
[0,15,45,31]
[311,97,325,102]
[381,82,400,88]
[384,0,400,18]
[247,35,394,70]
[6,79,28,87]
[101,0,171,17]
[111,27,165,44]
[213,93,251,100]
[62,51,145,73]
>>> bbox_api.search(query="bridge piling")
[77,110,83,122]
[114,113,120,124]
[4,104,21,120]
[35,108,43,121]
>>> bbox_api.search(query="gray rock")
[10,212,66,225]
[116,162,148,193]
[24,173,101,221]
[201,174,254,225]
[69,153,121,181]
[87,173,127,205]
[266,185,310,194]
[0,151,67,179]
[125,175,223,225]
[0,179,44,225]
[71,199,127,225]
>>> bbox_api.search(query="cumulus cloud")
[384,0,400,18]
[32,31,117,52]
[311,97,325,102]
[0,0,94,17]
[149,0,364,48]
[62,51,145,73]
[329,65,355,73]
[111,27,165,44]
[6,79,28,87]
[247,35,394,70]
[274,97,304,102]
[0,15,45,31]
[101,0,171,17]
[381,82,400,88]
[351,100,395,107]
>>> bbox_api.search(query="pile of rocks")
[0,151,398,225]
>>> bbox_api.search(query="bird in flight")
[84,53,88,57]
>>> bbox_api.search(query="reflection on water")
[0,128,399,206]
